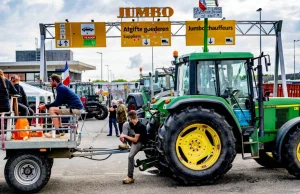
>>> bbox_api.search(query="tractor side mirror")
[155,70,158,83]
[147,101,151,110]
[264,57,271,72]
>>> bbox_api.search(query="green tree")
[93,79,107,82]
[112,79,127,82]
[130,79,140,82]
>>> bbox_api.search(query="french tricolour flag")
[62,61,70,86]
[199,0,207,11]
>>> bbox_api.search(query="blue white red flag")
[199,0,207,11]
[62,61,70,86]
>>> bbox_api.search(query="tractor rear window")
[177,62,189,96]
[197,61,216,95]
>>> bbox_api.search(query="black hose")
[80,154,112,161]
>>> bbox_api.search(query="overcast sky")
[0,0,299,81]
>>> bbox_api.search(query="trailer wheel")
[163,107,236,185]
[283,128,300,178]
[47,158,54,169]
[254,151,282,168]
[5,154,51,193]
[95,104,108,120]
[127,97,138,111]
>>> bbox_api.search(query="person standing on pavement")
[0,70,18,113]
[119,110,147,184]
[108,100,119,137]
[116,99,127,134]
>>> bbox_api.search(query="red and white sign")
[83,35,96,40]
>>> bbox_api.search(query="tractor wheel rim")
[297,143,300,162]
[175,123,221,170]
[14,159,41,185]
[96,109,103,118]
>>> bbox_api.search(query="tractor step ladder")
[241,126,260,159]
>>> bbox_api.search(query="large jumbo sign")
[117,7,174,18]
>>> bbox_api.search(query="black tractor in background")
[70,82,108,120]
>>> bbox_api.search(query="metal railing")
[0,113,83,146]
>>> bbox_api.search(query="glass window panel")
[26,73,35,81]
[197,61,216,95]
[177,62,189,96]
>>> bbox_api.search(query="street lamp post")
[256,8,262,55]
[110,70,112,82]
[96,52,103,80]
[105,64,109,82]
[294,40,300,80]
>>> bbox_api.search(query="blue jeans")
[109,118,119,135]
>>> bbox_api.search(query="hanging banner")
[121,21,171,47]
[55,22,106,48]
[186,20,236,46]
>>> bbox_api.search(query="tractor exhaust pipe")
[257,55,264,137]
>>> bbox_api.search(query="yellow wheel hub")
[297,143,300,162]
[175,124,221,170]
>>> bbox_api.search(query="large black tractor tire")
[163,107,236,185]
[127,97,138,111]
[282,128,300,178]
[254,151,283,168]
[5,154,51,193]
[95,104,109,120]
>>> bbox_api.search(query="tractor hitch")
[135,157,159,171]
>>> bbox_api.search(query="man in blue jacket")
[38,74,84,137]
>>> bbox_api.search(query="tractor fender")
[273,117,300,162]
[126,93,145,108]
[167,98,236,117]
[85,101,100,108]
[166,98,242,140]
[153,90,171,99]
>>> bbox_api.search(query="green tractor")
[140,51,300,184]
[126,67,174,115]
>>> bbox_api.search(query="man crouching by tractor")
[119,110,147,184]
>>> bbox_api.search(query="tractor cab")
[175,52,257,128]
[126,67,175,113]
[70,82,96,107]
[139,69,174,97]
[70,82,108,120]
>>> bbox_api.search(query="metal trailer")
[0,113,129,193]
